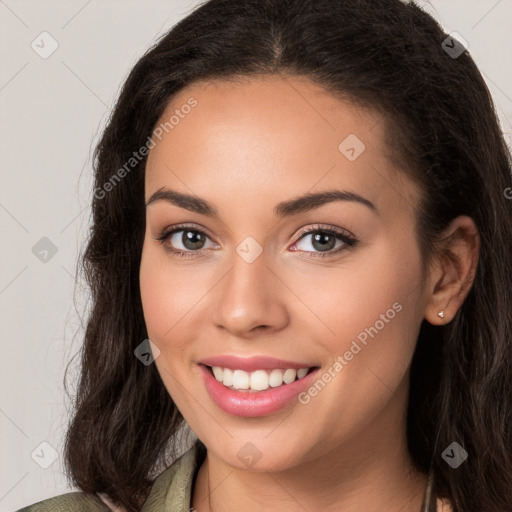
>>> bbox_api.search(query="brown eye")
[310,232,337,252]
[290,226,358,258]
[155,224,218,258]
[178,230,207,250]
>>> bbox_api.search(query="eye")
[290,224,358,258]
[154,223,358,260]
[154,224,218,258]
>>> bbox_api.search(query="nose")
[212,250,290,338]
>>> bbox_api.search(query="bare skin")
[139,74,479,512]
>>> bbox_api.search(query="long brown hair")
[63,1,512,510]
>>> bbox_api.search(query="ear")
[424,215,480,325]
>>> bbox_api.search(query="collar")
[141,441,205,512]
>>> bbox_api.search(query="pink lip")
[198,363,320,417]
[199,354,317,372]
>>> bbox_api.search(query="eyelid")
[292,223,356,242]
[155,222,217,241]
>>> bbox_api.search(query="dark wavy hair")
[63,0,512,511]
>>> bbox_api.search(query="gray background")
[1,1,511,510]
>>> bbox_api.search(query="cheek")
[288,238,421,336]
[139,241,209,344]
[284,254,422,440]
[139,242,200,403]
[288,238,423,384]
[139,246,169,339]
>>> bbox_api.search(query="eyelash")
[154,223,358,260]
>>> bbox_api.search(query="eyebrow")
[145,187,378,217]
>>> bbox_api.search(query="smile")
[199,363,321,417]
[208,366,316,392]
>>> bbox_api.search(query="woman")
[17,0,512,511]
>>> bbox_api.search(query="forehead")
[144,75,407,216]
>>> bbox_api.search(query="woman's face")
[140,75,430,471]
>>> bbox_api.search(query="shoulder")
[15,491,110,512]
[15,442,207,512]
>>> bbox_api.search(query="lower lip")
[198,364,320,417]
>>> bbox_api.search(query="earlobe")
[423,215,480,326]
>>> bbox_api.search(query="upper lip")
[199,355,319,372]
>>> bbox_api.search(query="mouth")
[198,363,322,417]
[202,364,319,393]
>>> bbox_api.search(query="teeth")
[250,370,269,391]
[232,369,250,389]
[223,368,234,387]
[283,368,297,384]
[212,366,223,381]
[297,368,308,379]
[210,366,312,391]
[269,369,285,388]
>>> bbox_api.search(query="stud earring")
[437,310,444,318]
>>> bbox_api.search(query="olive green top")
[15,442,205,512]
[16,441,453,512]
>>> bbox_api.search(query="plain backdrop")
[1,1,511,510]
